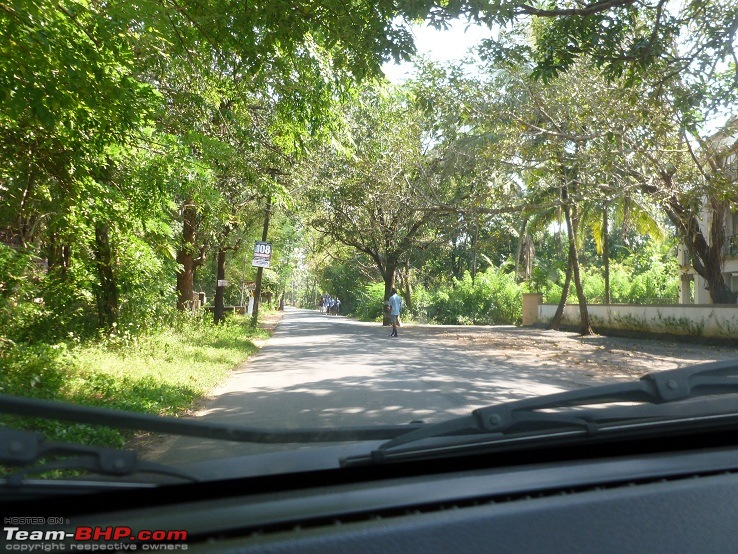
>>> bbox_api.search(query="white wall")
[538,304,738,339]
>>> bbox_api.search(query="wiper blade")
[0,394,423,444]
[0,427,196,485]
[342,358,738,466]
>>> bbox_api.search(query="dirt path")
[427,325,738,386]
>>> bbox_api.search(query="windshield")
[2,0,738,493]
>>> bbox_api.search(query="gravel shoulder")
[424,324,738,385]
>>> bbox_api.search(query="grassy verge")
[0,312,278,448]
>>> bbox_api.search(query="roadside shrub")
[581,270,605,303]
[407,284,432,322]
[607,265,632,302]
[426,267,522,325]
[541,259,678,306]
[0,342,71,400]
[116,234,179,332]
[0,244,47,343]
[0,313,268,448]
[353,282,385,321]
[626,264,679,303]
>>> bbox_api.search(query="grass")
[0,312,276,448]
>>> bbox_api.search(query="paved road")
[150,307,585,464]
[148,307,738,464]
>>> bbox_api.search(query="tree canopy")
[1,0,736,345]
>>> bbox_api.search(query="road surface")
[148,307,738,464]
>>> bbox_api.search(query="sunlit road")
[151,307,574,464]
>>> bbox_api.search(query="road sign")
[252,241,272,268]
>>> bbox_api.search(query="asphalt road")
[149,307,578,464]
[148,307,738,465]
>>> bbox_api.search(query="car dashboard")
[8,428,738,553]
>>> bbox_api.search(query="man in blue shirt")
[388,288,402,337]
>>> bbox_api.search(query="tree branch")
[516,0,637,17]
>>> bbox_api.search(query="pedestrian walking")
[388,288,402,337]
[334,298,341,315]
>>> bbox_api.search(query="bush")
[425,267,522,325]
[0,313,268,448]
[541,258,678,306]
[0,244,48,343]
[353,282,386,321]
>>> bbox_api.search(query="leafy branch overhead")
[2,0,737,346]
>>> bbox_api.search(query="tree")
[2,0,426,334]
[472,3,738,303]
[405,0,737,106]
[300,87,443,323]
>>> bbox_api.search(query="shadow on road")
[149,308,569,464]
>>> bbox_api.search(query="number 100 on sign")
[252,241,272,268]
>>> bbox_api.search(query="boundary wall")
[537,303,738,341]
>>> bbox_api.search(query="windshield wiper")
[0,394,423,445]
[342,358,738,466]
[0,396,423,487]
[0,427,197,485]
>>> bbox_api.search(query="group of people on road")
[317,289,404,338]
[319,294,341,315]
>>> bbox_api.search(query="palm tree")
[580,189,666,304]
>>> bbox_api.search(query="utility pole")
[251,196,271,326]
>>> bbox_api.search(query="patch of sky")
[382,19,489,84]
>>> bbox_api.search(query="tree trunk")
[471,221,479,282]
[603,206,610,304]
[548,247,573,331]
[665,197,736,304]
[515,216,530,281]
[401,259,413,312]
[251,196,271,326]
[176,201,198,310]
[47,232,70,278]
[645,175,737,304]
[450,236,462,280]
[562,189,593,335]
[214,246,227,324]
[93,222,118,329]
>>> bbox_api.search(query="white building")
[678,118,738,304]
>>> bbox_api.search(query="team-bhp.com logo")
[4,525,188,551]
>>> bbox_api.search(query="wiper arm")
[0,394,423,443]
[0,427,196,485]
[342,358,738,466]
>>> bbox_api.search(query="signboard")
[252,241,272,268]
[217,280,228,287]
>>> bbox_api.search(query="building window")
[727,152,738,180]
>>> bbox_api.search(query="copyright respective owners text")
[4,518,189,551]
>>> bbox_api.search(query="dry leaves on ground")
[431,327,738,385]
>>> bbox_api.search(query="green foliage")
[0,245,44,343]
[306,245,374,315]
[115,234,179,331]
[0,314,267,447]
[353,282,387,321]
[0,233,178,344]
[546,254,679,306]
[424,267,522,325]
[299,85,445,303]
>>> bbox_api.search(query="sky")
[382,19,490,83]
[383,20,734,135]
